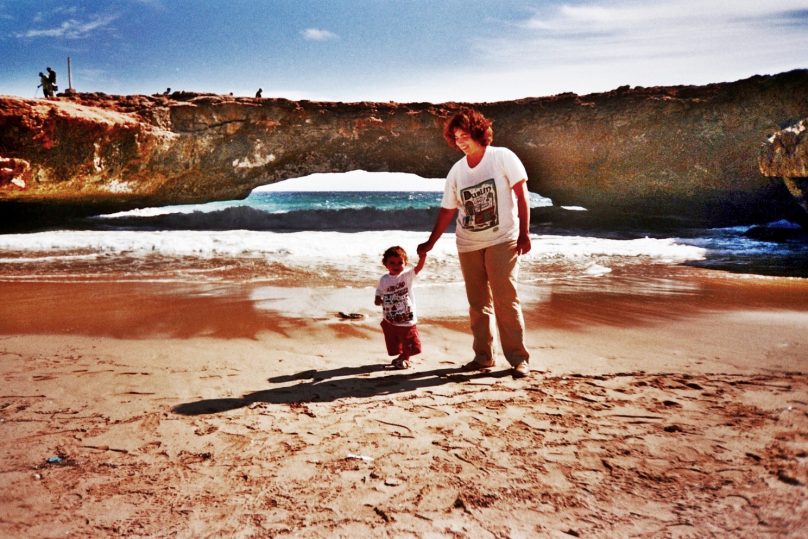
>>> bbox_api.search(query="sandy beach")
[1,272,807,537]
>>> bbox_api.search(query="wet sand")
[1,273,807,537]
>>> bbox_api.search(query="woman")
[417,108,532,378]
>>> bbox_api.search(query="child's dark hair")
[382,245,408,265]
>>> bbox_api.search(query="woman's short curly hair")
[443,108,494,150]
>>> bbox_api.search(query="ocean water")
[0,178,806,288]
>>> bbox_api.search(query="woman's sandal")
[392,357,411,370]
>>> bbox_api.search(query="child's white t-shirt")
[376,268,417,327]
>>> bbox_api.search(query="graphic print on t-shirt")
[382,280,414,324]
[459,178,498,232]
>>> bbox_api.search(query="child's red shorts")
[381,320,422,357]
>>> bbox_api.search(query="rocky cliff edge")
[2,69,807,229]
[759,117,808,221]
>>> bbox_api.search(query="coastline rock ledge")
[1,69,807,230]
[759,117,808,224]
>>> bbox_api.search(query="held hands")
[414,251,426,274]
[415,242,431,275]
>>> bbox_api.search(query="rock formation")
[759,117,808,224]
[1,69,807,230]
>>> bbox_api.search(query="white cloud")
[32,7,79,24]
[460,0,808,97]
[301,28,338,41]
[16,13,118,39]
[521,0,808,33]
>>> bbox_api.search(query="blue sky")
[2,0,807,103]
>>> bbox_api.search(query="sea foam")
[0,229,707,284]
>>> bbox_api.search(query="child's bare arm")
[374,295,382,306]
[414,253,426,275]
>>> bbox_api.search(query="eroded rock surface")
[2,69,807,229]
[759,118,808,220]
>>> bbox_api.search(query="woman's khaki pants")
[458,240,530,367]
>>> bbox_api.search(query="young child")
[374,246,425,369]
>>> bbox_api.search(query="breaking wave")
[91,206,441,232]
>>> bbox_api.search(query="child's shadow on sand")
[173,364,511,416]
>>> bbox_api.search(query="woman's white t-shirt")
[440,146,528,253]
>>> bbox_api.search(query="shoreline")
[1,269,807,536]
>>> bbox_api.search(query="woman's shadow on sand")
[173,363,511,416]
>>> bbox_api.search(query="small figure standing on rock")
[255,88,263,98]
[374,245,425,369]
[46,67,57,93]
[163,87,171,96]
[37,72,54,98]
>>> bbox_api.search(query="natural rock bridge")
[1,69,807,230]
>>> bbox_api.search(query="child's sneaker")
[392,357,411,370]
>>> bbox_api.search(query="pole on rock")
[67,57,74,93]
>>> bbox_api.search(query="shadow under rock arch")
[172,363,512,416]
